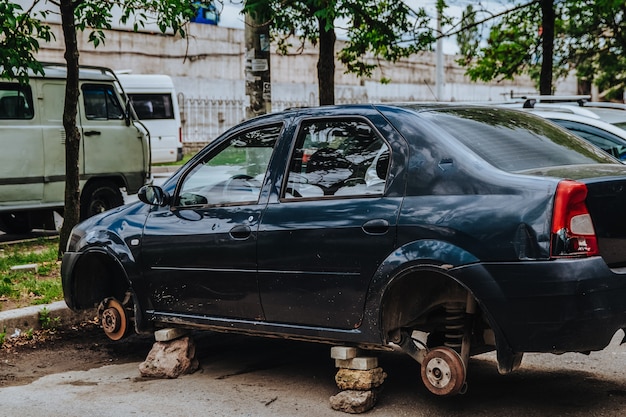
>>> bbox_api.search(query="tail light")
[179,127,182,143]
[550,180,598,257]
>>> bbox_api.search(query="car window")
[177,124,282,207]
[551,119,626,160]
[82,84,124,120]
[284,119,389,198]
[0,83,34,120]
[128,93,174,120]
[418,107,616,172]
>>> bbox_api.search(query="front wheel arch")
[68,250,131,311]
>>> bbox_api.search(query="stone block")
[154,327,189,342]
[335,367,387,391]
[330,390,377,414]
[335,357,378,370]
[331,346,359,360]
[10,263,38,273]
[139,336,199,378]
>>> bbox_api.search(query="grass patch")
[153,152,196,167]
[0,238,62,311]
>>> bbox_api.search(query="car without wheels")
[62,104,626,397]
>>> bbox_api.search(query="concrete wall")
[34,22,577,108]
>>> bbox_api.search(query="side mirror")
[138,185,170,207]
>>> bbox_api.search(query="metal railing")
[177,94,374,147]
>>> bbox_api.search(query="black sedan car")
[62,104,626,396]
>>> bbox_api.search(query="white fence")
[178,95,354,148]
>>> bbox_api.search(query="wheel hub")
[420,347,467,396]
[102,307,122,334]
[100,299,129,341]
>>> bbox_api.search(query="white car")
[528,109,626,161]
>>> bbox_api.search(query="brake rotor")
[101,298,128,341]
[420,346,466,396]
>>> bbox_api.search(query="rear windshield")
[420,107,615,172]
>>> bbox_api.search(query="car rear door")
[257,116,405,329]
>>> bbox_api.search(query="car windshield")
[418,107,616,172]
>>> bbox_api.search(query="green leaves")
[0,1,53,83]
[455,0,626,97]
[244,0,436,79]
[1,0,196,82]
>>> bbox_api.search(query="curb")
[0,301,96,334]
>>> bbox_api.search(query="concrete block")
[331,346,359,360]
[10,263,38,273]
[335,357,378,370]
[154,327,189,342]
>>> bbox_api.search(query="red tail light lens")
[551,180,598,257]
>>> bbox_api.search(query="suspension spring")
[444,302,466,354]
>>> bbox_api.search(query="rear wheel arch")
[378,264,520,373]
[379,266,476,342]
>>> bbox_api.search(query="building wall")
[35,22,577,100]
[33,22,577,148]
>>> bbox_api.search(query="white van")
[117,74,183,163]
[0,64,150,234]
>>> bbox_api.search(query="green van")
[0,64,150,234]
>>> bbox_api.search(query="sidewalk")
[0,301,95,334]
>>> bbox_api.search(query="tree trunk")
[317,14,336,105]
[539,0,555,95]
[58,0,81,258]
[245,13,271,118]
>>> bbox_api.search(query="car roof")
[497,97,626,126]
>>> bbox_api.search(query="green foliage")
[0,1,53,83]
[0,239,62,308]
[1,0,195,82]
[244,0,437,79]
[75,0,197,48]
[566,0,626,100]
[39,307,61,330]
[455,0,626,96]
[455,1,551,86]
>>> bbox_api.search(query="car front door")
[140,123,283,320]
[257,117,404,329]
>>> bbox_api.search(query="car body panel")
[62,104,626,367]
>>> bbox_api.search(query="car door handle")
[83,130,101,136]
[362,219,389,235]
[229,224,251,240]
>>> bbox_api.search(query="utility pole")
[244,13,271,118]
[436,7,444,101]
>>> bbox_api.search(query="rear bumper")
[453,257,626,353]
